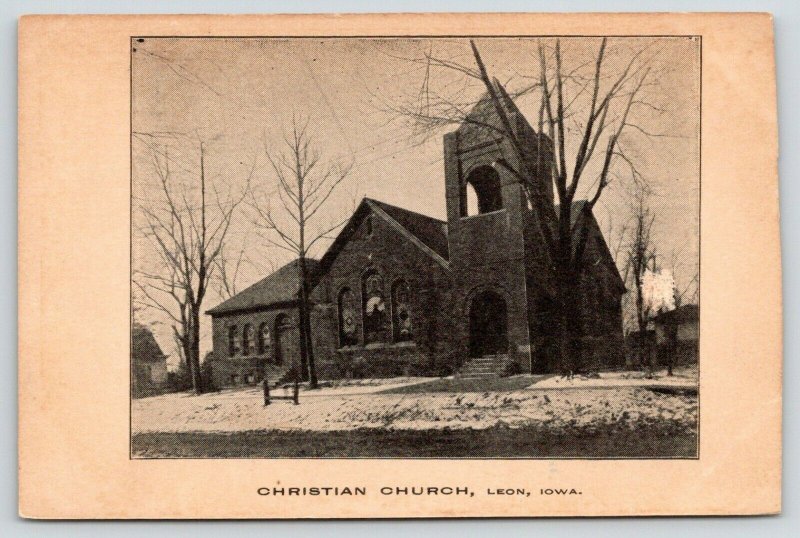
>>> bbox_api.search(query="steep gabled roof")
[457,82,524,137]
[207,198,449,317]
[555,200,625,291]
[314,198,450,281]
[367,199,449,261]
[132,323,166,363]
[206,258,320,316]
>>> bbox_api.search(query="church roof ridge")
[206,257,321,316]
[363,197,447,225]
[208,198,451,316]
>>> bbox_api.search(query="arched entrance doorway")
[469,290,508,357]
[274,313,299,371]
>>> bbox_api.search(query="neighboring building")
[624,329,657,367]
[653,304,699,365]
[131,322,169,397]
[206,85,626,386]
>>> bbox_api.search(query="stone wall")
[309,207,457,378]
[208,305,298,388]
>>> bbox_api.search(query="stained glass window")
[258,322,271,354]
[338,287,358,347]
[392,279,413,342]
[242,324,255,355]
[362,272,387,344]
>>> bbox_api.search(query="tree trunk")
[179,336,193,391]
[556,272,584,376]
[296,293,309,383]
[189,307,204,393]
[297,256,318,388]
[554,202,581,376]
[635,275,650,373]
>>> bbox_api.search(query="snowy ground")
[270,376,438,395]
[132,372,698,434]
[531,366,698,390]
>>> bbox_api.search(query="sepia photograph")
[130,35,700,459]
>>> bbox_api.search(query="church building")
[206,89,625,387]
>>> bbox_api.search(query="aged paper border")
[19,13,780,518]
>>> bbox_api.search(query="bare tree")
[621,186,658,370]
[249,116,353,389]
[215,244,248,300]
[214,238,255,301]
[133,136,250,393]
[668,246,699,308]
[387,38,661,372]
[605,214,632,271]
[214,234,281,301]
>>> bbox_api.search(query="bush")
[501,360,522,377]
[167,363,192,391]
[166,361,218,392]
[200,361,217,392]
[427,349,462,378]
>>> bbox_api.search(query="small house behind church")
[653,304,699,365]
[131,323,169,397]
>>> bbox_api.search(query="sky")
[131,37,700,367]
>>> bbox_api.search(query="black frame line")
[129,34,702,461]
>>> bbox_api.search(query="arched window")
[242,324,255,355]
[391,279,413,342]
[257,322,271,355]
[228,325,240,357]
[462,165,502,216]
[362,271,387,344]
[465,183,480,216]
[338,287,358,347]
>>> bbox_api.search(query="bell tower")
[443,85,554,372]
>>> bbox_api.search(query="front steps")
[457,354,512,379]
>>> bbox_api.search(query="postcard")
[18,13,780,518]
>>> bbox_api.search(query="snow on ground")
[530,367,698,390]
[132,375,697,434]
[299,377,438,395]
[324,377,433,388]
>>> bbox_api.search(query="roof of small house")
[206,258,321,316]
[131,322,167,363]
[653,304,700,325]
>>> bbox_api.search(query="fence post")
[293,377,299,405]
[263,378,270,406]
